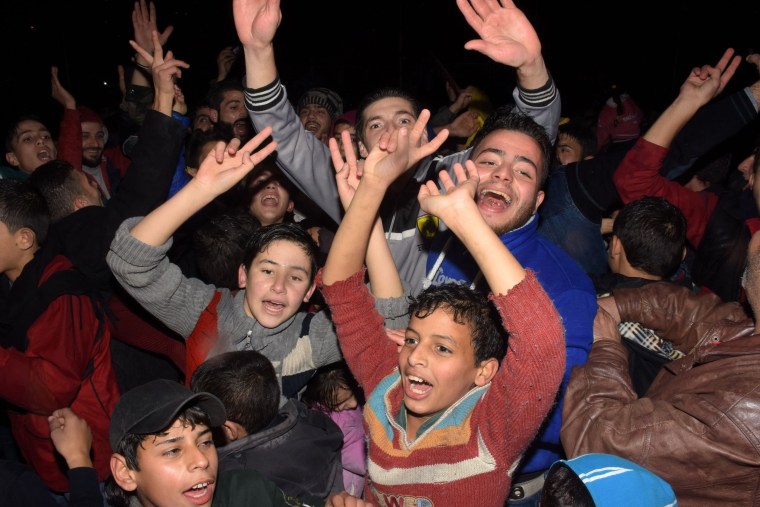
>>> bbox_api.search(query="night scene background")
[1,0,757,139]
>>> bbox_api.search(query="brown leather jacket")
[561,282,760,506]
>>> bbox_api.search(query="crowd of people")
[1,0,760,506]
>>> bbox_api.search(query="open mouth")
[262,300,285,315]
[37,150,52,161]
[183,481,213,504]
[405,374,433,398]
[478,189,512,208]
[260,194,280,206]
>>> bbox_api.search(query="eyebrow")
[16,128,49,137]
[366,110,415,124]
[257,257,310,276]
[154,427,212,446]
[478,147,539,173]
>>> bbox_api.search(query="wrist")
[65,452,93,469]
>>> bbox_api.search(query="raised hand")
[48,408,93,469]
[216,46,238,82]
[130,30,190,111]
[193,126,278,198]
[679,48,741,108]
[51,67,76,110]
[329,129,362,211]
[132,0,173,66]
[233,0,281,50]
[456,0,541,70]
[418,160,480,227]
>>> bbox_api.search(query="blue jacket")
[426,214,595,474]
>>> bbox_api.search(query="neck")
[615,263,662,281]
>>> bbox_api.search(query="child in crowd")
[106,130,343,396]
[317,116,565,504]
[105,379,368,507]
[302,361,367,497]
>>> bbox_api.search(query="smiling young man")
[107,130,342,396]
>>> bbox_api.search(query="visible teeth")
[408,375,428,384]
[480,189,512,204]
[192,482,209,490]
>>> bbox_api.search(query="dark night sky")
[1,0,757,136]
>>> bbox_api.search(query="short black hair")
[206,80,244,114]
[184,128,234,171]
[355,88,420,148]
[190,351,280,435]
[0,179,49,246]
[302,360,364,412]
[104,405,212,507]
[28,160,81,223]
[470,105,553,188]
[3,114,49,154]
[613,196,686,278]
[557,120,598,160]
[193,211,260,289]
[540,463,595,507]
[241,222,319,285]
[408,283,507,365]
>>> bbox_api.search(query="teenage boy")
[0,180,119,494]
[2,115,57,177]
[317,119,565,504]
[106,379,369,507]
[106,130,343,396]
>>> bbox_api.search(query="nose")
[406,344,427,367]
[341,398,357,411]
[490,163,513,181]
[188,445,210,471]
[271,274,286,294]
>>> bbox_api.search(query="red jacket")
[1,255,119,492]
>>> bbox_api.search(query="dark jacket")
[217,399,344,499]
[562,282,760,506]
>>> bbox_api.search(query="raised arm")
[234,0,280,89]
[128,129,277,246]
[457,0,559,139]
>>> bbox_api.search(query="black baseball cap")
[109,379,227,450]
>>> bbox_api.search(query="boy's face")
[238,239,316,328]
[123,420,218,507]
[298,104,332,143]
[359,97,419,157]
[471,130,545,235]
[399,308,490,424]
[555,132,583,166]
[5,120,57,174]
[247,169,295,226]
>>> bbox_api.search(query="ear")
[5,152,19,168]
[302,281,317,303]
[286,200,295,213]
[681,246,687,262]
[208,109,219,124]
[185,166,198,178]
[237,264,247,289]
[222,421,241,443]
[73,195,89,211]
[15,228,36,251]
[609,235,622,258]
[473,358,499,387]
[358,141,369,159]
[534,190,545,211]
[110,454,138,492]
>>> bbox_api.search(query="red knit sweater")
[318,269,565,506]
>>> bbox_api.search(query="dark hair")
[193,211,260,289]
[540,463,595,507]
[470,105,553,188]
[408,283,507,365]
[355,88,420,147]
[3,114,49,154]
[613,196,686,278]
[0,179,49,246]
[557,120,598,161]
[190,351,279,435]
[302,360,364,412]
[206,80,244,114]
[104,405,212,507]
[27,160,82,223]
[185,128,233,171]
[241,222,319,284]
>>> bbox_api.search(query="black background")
[1,0,757,136]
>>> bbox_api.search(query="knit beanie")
[551,454,678,507]
[297,88,343,122]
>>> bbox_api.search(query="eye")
[199,439,215,448]
[368,122,381,131]
[404,337,418,346]
[41,135,51,141]
[261,268,273,275]
[515,168,534,179]
[435,345,452,354]
[21,136,32,143]
[289,275,303,282]
[163,448,181,457]
[398,117,412,126]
